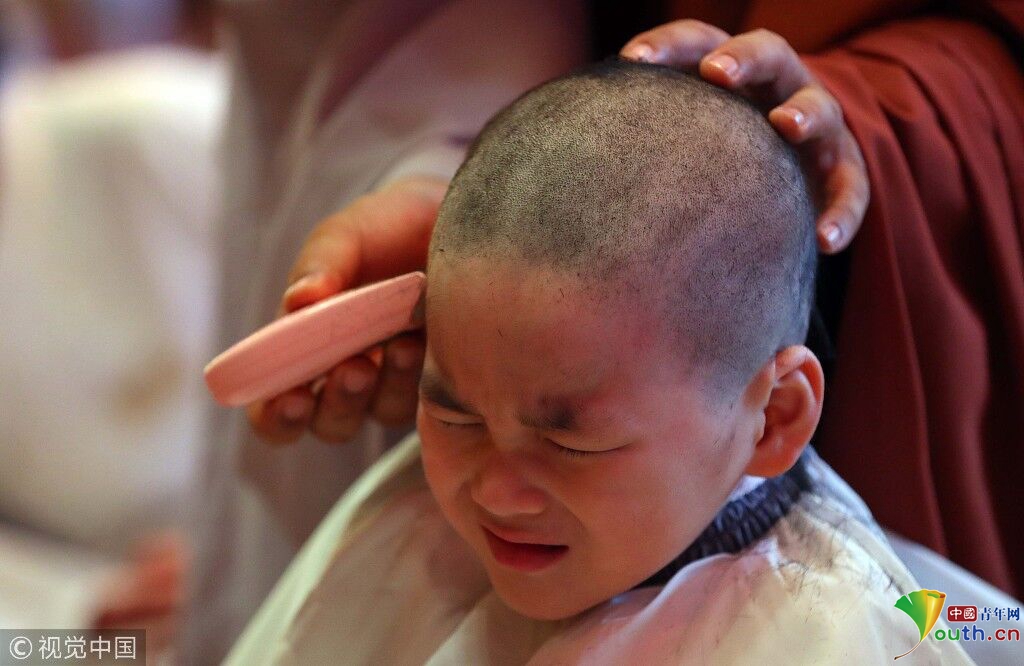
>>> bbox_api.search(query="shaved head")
[430,59,816,396]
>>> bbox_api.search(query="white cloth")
[227,436,976,665]
[0,523,114,629]
[0,46,226,624]
[886,530,1022,666]
[185,2,587,661]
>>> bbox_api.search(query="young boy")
[225,60,973,664]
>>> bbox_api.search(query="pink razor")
[204,271,426,407]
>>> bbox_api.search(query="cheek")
[560,452,668,541]
[620,446,737,557]
[570,449,709,570]
[417,407,471,505]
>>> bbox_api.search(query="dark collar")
[636,451,814,589]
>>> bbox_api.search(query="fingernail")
[706,54,739,78]
[823,223,842,247]
[390,345,419,371]
[281,395,311,421]
[785,108,806,129]
[343,368,372,393]
[284,273,323,301]
[627,43,655,63]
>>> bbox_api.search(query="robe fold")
[667,0,1024,596]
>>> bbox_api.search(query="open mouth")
[483,527,569,572]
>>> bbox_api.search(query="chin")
[490,575,599,621]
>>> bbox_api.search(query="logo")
[8,636,33,660]
[947,605,977,622]
[1,630,145,662]
[893,589,946,660]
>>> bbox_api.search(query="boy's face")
[418,257,761,620]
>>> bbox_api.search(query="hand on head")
[621,20,869,253]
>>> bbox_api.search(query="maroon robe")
[672,0,1024,596]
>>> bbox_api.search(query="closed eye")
[546,438,597,458]
[437,417,482,429]
[421,398,483,428]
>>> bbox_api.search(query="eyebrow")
[518,399,580,432]
[419,372,478,414]
[420,369,588,432]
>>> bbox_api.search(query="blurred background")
[0,0,223,657]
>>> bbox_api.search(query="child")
[226,60,973,664]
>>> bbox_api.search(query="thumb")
[281,271,345,314]
[280,175,447,316]
[279,211,362,315]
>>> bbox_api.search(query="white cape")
[227,436,974,665]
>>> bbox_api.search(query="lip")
[482,526,569,572]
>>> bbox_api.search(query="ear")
[744,345,824,478]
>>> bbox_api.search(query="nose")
[469,449,547,518]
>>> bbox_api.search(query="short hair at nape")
[431,58,817,397]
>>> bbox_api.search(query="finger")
[130,530,188,563]
[767,84,844,145]
[817,137,870,253]
[130,534,187,591]
[700,29,812,102]
[130,556,185,610]
[281,271,345,314]
[621,19,729,68]
[93,546,185,628]
[310,355,380,444]
[246,386,316,444]
[285,176,446,304]
[371,333,425,427]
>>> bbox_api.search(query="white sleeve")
[373,136,470,190]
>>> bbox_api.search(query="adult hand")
[247,175,447,444]
[621,21,868,253]
[92,532,188,658]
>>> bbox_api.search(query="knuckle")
[659,22,696,46]
[325,388,365,419]
[820,92,844,122]
[328,384,357,408]
[750,28,785,48]
[803,81,838,108]
[800,87,842,129]
[835,201,856,221]
[686,19,726,40]
[832,195,865,225]
[666,18,707,35]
